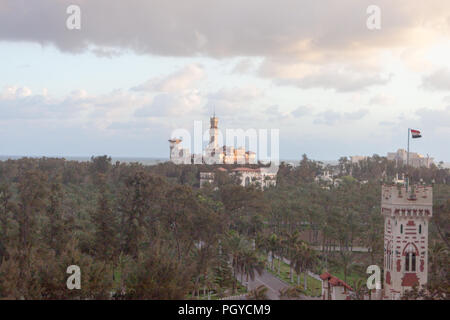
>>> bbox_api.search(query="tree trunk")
[277,258,281,275]
[290,266,293,283]
[271,252,274,270]
[304,271,308,291]
[232,269,236,294]
[246,274,249,289]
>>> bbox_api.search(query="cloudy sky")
[1,0,450,161]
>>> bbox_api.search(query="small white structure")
[350,155,367,164]
[393,173,405,184]
[315,171,333,183]
[320,272,353,300]
[199,166,277,190]
[381,184,432,299]
[315,171,342,188]
[231,167,277,190]
[199,172,215,187]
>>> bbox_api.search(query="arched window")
[405,253,410,271]
[411,253,416,271]
[419,225,422,234]
[389,251,392,269]
[400,224,403,234]
[404,244,418,272]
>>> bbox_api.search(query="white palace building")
[169,115,257,165]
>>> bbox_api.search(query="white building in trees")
[387,149,434,168]
[169,115,257,165]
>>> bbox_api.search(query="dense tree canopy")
[0,155,448,299]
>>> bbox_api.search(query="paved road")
[236,269,288,300]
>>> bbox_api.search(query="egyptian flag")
[411,129,422,138]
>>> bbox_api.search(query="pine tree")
[0,183,15,247]
[92,174,117,264]
[46,179,66,255]
[16,170,48,250]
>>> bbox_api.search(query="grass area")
[326,268,366,289]
[326,252,370,288]
[266,258,322,297]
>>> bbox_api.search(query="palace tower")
[381,184,432,299]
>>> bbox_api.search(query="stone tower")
[381,184,432,299]
[168,138,182,159]
[168,138,190,164]
[203,114,223,164]
[209,115,219,148]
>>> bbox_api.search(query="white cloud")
[135,90,204,117]
[415,106,450,128]
[422,67,450,91]
[291,105,312,118]
[0,85,145,124]
[369,93,396,106]
[314,109,369,125]
[2,1,449,94]
[206,86,264,116]
[232,58,257,74]
[273,67,392,92]
[132,64,206,93]
[1,86,32,99]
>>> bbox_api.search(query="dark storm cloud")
[1,0,448,58]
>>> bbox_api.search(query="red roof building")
[320,272,353,300]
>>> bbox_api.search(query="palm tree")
[248,285,268,300]
[267,233,279,271]
[300,243,317,291]
[241,249,264,289]
[292,245,304,286]
[226,232,246,294]
[284,231,300,283]
[292,241,317,291]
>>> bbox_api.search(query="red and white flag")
[411,129,422,138]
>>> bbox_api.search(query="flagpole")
[406,128,410,193]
